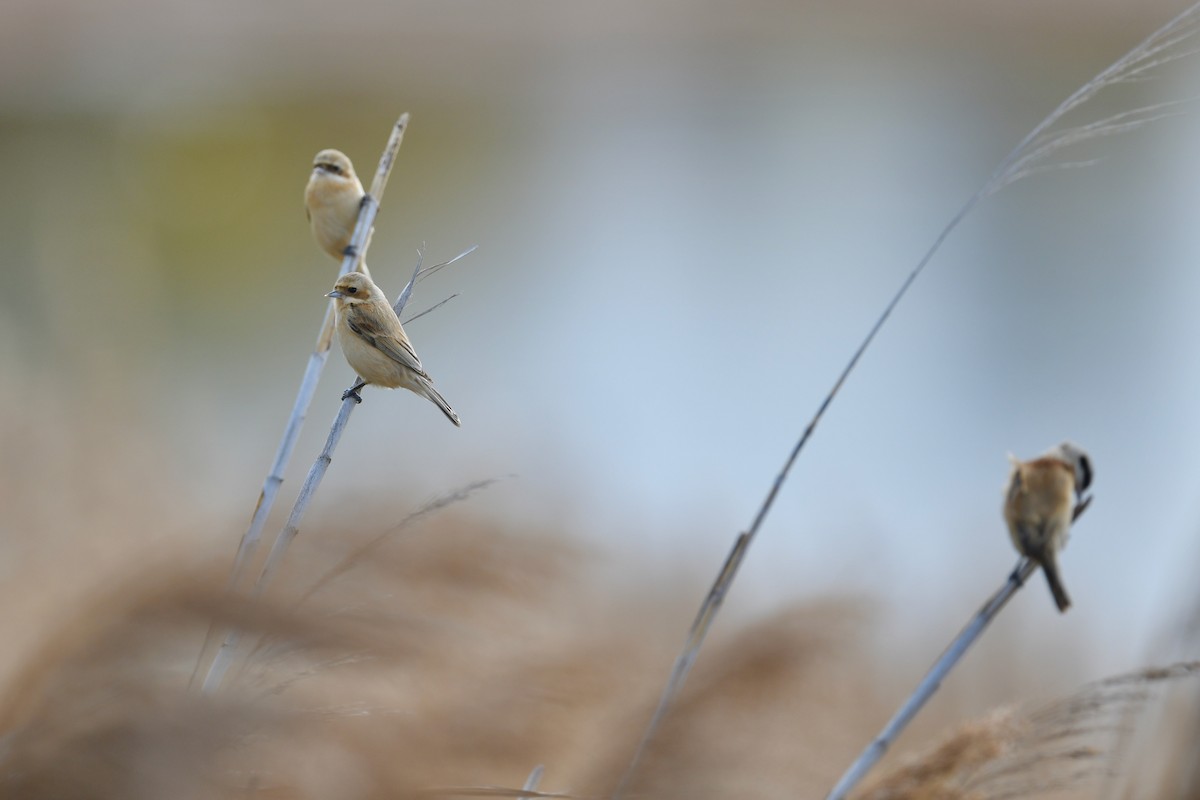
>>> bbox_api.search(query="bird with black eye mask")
[1003,441,1093,613]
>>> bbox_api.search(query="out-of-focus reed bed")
[0,495,1197,800]
[858,663,1200,800]
[0,498,879,799]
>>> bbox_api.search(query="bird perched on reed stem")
[1003,441,1092,612]
[305,149,371,277]
[326,272,461,427]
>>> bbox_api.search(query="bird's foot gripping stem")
[342,381,366,404]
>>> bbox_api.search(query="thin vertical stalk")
[192,114,410,690]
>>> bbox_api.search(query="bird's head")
[1047,440,1093,497]
[311,149,356,181]
[326,271,379,305]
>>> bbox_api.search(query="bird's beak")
[326,290,344,298]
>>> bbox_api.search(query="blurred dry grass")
[0,481,1196,799]
[0,502,879,798]
[858,662,1200,800]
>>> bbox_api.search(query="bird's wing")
[346,309,430,379]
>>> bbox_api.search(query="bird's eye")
[347,286,358,293]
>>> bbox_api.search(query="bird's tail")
[420,381,461,427]
[1041,553,1072,613]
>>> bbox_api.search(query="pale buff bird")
[326,271,461,427]
[305,149,371,276]
[1003,441,1092,612]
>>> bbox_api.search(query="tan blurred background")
[2,0,1200,790]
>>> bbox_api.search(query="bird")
[1002,441,1092,612]
[326,271,461,427]
[305,149,371,276]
